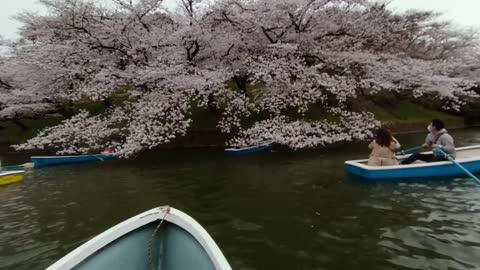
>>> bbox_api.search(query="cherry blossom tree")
[3,0,478,157]
[0,45,58,128]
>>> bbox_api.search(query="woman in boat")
[368,127,401,166]
[400,119,455,165]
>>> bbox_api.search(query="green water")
[1,128,480,270]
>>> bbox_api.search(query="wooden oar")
[396,146,423,155]
[1,162,35,171]
[435,147,480,185]
[91,155,105,162]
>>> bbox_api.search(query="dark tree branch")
[0,79,13,90]
[222,44,235,58]
[185,40,200,62]
[261,26,276,43]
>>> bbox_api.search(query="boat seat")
[412,160,426,164]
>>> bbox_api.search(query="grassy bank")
[367,100,464,133]
[0,99,466,146]
[0,116,64,144]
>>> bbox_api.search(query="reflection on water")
[379,179,480,270]
[0,128,479,270]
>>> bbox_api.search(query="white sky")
[0,0,479,39]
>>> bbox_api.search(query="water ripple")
[1,129,480,270]
[377,181,480,270]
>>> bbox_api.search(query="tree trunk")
[207,93,217,113]
[234,75,248,95]
[60,99,75,118]
[104,98,112,109]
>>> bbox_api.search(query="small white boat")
[47,206,232,270]
[345,145,480,180]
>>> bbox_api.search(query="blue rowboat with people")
[31,154,117,169]
[346,145,480,180]
[224,140,273,156]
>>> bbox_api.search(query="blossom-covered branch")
[2,0,478,157]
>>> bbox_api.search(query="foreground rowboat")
[47,206,232,270]
[31,154,117,168]
[345,145,480,180]
[0,170,25,186]
[225,140,273,156]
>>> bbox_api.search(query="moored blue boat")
[47,206,231,270]
[31,154,117,169]
[345,145,480,180]
[224,140,273,156]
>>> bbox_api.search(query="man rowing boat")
[400,119,456,165]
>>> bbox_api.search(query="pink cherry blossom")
[1,0,477,157]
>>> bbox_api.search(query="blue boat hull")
[224,143,273,156]
[346,160,480,180]
[31,155,117,169]
[345,145,480,180]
